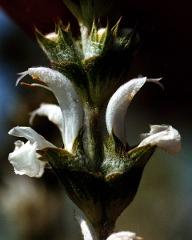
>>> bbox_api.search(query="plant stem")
[84,104,104,170]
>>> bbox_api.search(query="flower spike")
[8,14,182,239]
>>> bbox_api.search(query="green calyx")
[102,137,156,177]
[36,20,138,107]
[36,24,82,65]
[36,24,88,99]
[38,133,155,239]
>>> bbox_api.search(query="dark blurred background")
[0,1,191,239]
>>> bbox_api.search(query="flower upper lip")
[105,77,147,144]
[16,67,84,153]
[105,77,181,153]
[8,126,55,149]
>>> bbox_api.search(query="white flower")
[106,77,181,153]
[106,77,147,144]
[138,125,181,154]
[8,141,44,177]
[77,216,94,240]
[9,126,55,149]
[17,67,84,152]
[106,231,142,240]
[8,127,53,177]
[9,67,84,177]
[78,216,141,240]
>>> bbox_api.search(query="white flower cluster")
[8,67,181,177]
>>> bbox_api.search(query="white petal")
[8,140,46,178]
[17,67,84,153]
[30,103,63,133]
[138,125,181,154]
[8,126,55,149]
[45,32,58,41]
[8,127,54,178]
[76,216,93,240]
[106,77,147,143]
[107,231,142,240]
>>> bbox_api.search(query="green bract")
[36,21,138,107]
[38,144,155,239]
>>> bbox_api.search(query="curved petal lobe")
[17,67,84,152]
[30,103,63,133]
[138,125,181,154]
[8,140,45,178]
[8,126,55,149]
[106,77,147,143]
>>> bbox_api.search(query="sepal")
[82,21,110,59]
[37,135,155,240]
[82,21,139,107]
[36,24,90,99]
[102,136,156,177]
[37,147,82,170]
[36,24,82,65]
[37,129,86,170]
